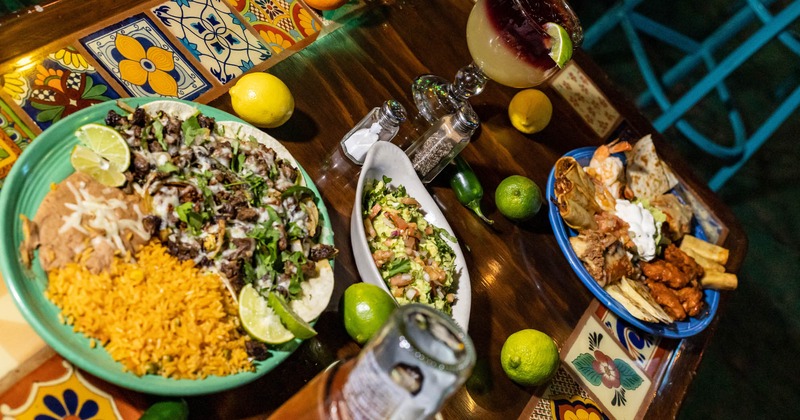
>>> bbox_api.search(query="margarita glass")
[412,0,583,123]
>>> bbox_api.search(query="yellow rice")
[46,241,254,379]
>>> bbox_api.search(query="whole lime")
[494,175,543,221]
[500,329,559,387]
[229,72,294,128]
[343,283,397,345]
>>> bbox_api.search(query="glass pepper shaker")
[340,100,408,165]
[405,103,480,183]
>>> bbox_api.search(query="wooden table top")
[0,0,747,418]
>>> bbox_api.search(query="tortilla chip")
[606,277,674,324]
[625,135,678,201]
[606,283,660,323]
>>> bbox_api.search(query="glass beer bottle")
[269,304,476,420]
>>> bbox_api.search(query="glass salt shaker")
[405,103,480,183]
[340,100,407,165]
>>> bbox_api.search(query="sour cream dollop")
[615,199,659,261]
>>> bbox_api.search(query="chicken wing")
[646,280,687,321]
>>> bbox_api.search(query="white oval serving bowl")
[350,141,471,331]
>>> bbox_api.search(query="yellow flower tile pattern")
[0,357,133,419]
[226,0,320,54]
[0,46,121,131]
[80,14,211,100]
[525,366,610,420]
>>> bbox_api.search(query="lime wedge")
[75,123,131,171]
[239,284,294,344]
[70,145,127,187]
[269,291,317,340]
[543,22,573,69]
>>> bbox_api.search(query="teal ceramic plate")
[0,98,334,396]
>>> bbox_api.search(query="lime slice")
[70,145,127,187]
[239,284,294,344]
[269,291,317,340]
[543,22,573,69]
[74,123,131,171]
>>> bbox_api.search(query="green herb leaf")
[157,162,180,174]
[181,114,208,146]
[175,202,208,235]
[280,185,316,201]
[152,118,167,151]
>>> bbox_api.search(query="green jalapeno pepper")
[449,155,494,225]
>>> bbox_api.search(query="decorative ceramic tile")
[565,315,652,419]
[521,299,678,420]
[551,62,622,139]
[227,0,320,54]
[524,366,610,420]
[0,46,120,131]
[0,97,35,147]
[0,130,22,183]
[80,14,211,100]
[152,0,272,84]
[594,304,676,379]
[1,355,144,419]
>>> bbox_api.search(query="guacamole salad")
[362,176,458,314]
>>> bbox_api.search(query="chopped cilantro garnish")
[152,118,167,150]
[181,114,209,146]
[175,202,209,235]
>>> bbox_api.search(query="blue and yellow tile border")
[0,0,362,188]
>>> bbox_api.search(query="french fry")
[701,271,738,290]
[681,247,725,273]
[680,235,729,265]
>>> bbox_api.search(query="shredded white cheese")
[59,180,151,256]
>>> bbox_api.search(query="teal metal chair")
[583,0,800,190]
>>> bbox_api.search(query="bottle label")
[342,351,411,419]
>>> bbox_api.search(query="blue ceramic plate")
[546,147,719,339]
[0,98,334,395]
